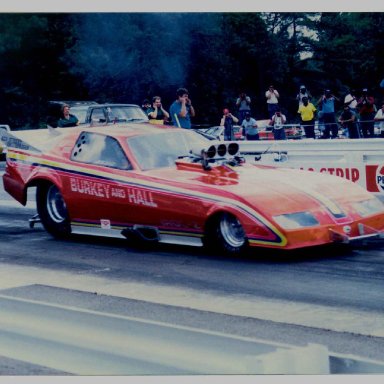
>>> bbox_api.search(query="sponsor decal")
[365,165,384,192]
[300,167,360,182]
[70,177,111,198]
[100,219,111,230]
[127,187,157,207]
[343,225,352,234]
[69,177,158,207]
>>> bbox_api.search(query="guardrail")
[1,294,383,374]
[258,119,382,140]
[239,138,384,198]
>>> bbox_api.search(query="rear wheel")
[205,213,247,255]
[36,183,71,238]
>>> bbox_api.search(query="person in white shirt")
[344,89,358,113]
[296,85,312,107]
[265,85,280,118]
[269,109,287,140]
[374,103,384,137]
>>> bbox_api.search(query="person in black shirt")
[57,104,79,128]
[147,96,170,125]
[338,104,360,139]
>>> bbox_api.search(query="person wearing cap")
[298,97,317,139]
[296,85,312,107]
[220,108,239,141]
[357,88,376,138]
[269,108,287,140]
[317,89,340,139]
[241,112,259,140]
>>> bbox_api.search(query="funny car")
[2,124,384,254]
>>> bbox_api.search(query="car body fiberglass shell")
[3,123,384,250]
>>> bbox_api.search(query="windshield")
[106,106,148,123]
[70,106,90,124]
[127,130,208,170]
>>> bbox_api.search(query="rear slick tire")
[36,183,71,238]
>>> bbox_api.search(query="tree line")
[0,12,383,129]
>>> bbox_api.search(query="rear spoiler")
[0,126,64,154]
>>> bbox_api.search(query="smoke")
[66,13,195,103]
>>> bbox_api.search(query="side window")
[70,132,132,170]
[89,108,106,123]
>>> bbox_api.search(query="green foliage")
[0,12,383,128]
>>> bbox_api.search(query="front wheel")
[36,183,71,238]
[205,213,247,255]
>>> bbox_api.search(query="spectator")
[297,96,317,139]
[236,92,251,125]
[296,85,312,107]
[317,90,340,139]
[147,96,170,125]
[265,85,280,119]
[141,99,151,114]
[357,88,376,138]
[241,112,259,140]
[57,104,79,128]
[169,87,195,129]
[338,104,360,139]
[344,89,358,114]
[220,108,239,141]
[374,103,384,137]
[269,109,287,140]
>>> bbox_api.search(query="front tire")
[205,213,247,255]
[36,183,71,238]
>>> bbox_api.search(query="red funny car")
[2,124,384,254]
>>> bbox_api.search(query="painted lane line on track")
[0,263,383,339]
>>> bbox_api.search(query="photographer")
[344,89,358,113]
[220,108,239,141]
[147,96,170,125]
[357,88,376,138]
[296,85,312,107]
[236,92,251,125]
[265,85,280,119]
[317,89,339,139]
